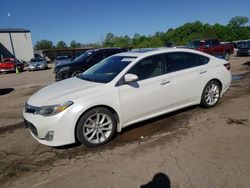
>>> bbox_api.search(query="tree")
[228,16,249,29]
[34,40,53,50]
[70,40,81,48]
[103,33,116,47]
[56,41,67,49]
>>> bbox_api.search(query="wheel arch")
[209,78,223,91]
[74,105,120,143]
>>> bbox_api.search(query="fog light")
[45,131,54,141]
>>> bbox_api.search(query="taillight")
[224,62,231,71]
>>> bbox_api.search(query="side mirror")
[124,73,138,83]
[205,44,210,48]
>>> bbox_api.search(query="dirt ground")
[0,54,250,188]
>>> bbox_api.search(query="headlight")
[35,101,73,116]
[60,66,70,72]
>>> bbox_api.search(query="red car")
[188,38,234,60]
[0,58,24,73]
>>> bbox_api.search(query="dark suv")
[54,48,128,81]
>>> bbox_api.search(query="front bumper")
[0,68,15,72]
[28,65,46,70]
[237,51,250,56]
[23,105,79,146]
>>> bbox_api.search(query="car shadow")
[54,105,198,150]
[120,105,197,133]
[141,172,171,188]
[0,88,14,96]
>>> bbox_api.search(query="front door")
[118,54,173,126]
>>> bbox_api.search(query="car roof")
[114,47,211,58]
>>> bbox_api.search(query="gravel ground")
[0,54,250,188]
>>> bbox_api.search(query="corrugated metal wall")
[0,32,34,61]
[0,33,13,54]
[11,33,34,61]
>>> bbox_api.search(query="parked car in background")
[54,48,128,81]
[0,58,24,73]
[28,58,48,71]
[23,48,231,147]
[54,55,71,66]
[188,38,234,60]
[237,41,250,56]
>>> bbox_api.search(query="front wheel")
[71,70,83,77]
[200,80,221,108]
[224,52,230,61]
[76,107,117,147]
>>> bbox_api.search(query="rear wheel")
[200,80,221,108]
[76,107,117,147]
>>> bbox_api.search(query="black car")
[237,41,250,56]
[54,48,128,81]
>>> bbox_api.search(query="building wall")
[0,32,34,61]
[0,33,13,55]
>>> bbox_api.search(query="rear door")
[211,39,224,56]
[164,52,210,107]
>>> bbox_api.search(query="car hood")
[56,61,80,68]
[238,47,250,50]
[55,59,72,66]
[28,77,104,106]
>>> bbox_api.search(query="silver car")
[28,58,48,71]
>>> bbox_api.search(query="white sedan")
[23,48,231,147]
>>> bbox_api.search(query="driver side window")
[127,54,165,81]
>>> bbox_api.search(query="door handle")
[160,80,170,85]
[200,70,207,74]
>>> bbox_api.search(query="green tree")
[228,16,249,29]
[70,40,81,48]
[56,41,67,49]
[34,40,53,50]
[103,33,116,47]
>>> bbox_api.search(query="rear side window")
[165,52,209,72]
[211,39,220,46]
[91,52,104,62]
[103,50,119,58]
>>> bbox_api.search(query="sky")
[0,0,250,45]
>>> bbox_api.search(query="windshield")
[79,56,137,83]
[243,42,250,47]
[30,58,43,62]
[187,40,201,49]
[74,50,95,63]
[56,56,69,60]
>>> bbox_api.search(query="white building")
[0,28,34,61]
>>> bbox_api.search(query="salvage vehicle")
[28,58,48,71]
[188,38,234,60]
[23,48,231,147]
[54,48,127,81]
[237,41,250,56]
[0,58,24,73]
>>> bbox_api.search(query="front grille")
[24,119,38,136]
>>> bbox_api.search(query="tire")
[56,72,64,81]
[224,52,230,61]
[200,80,221,108]
[71,70,83,77]
[76,107,117,147]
